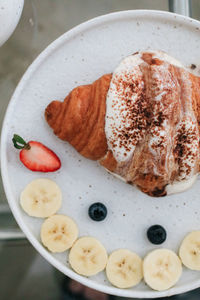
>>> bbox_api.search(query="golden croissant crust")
[45,74,112,160]
[45,52,200,197]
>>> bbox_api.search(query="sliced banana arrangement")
[179,231,200,270]
[20,178,62,218]
[143,249,182,291]
[69,237,108,276]
[106,249,143,288]
[20,177,200,292]
[41,214,78,253]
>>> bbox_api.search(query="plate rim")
[1,9,200,298]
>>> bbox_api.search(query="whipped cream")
[105,50,199,195]
[105,50,184,162]
[149,50,183,68]
[166,175,198,195]
[105,53,146,162]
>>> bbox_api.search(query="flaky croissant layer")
[45,51,200,197]
[45,74,111,160]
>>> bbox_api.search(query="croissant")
[45,51,200,197]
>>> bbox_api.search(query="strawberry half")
[12,134,61,172]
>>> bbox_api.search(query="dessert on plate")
[14,48,200,290]
[45,51,200,197]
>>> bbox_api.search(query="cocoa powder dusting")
[105,51,200,196]
[108,71,150,156]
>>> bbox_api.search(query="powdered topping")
[105,51,183,163]
[148,50,183,68]
[146,58,181,177]
[173,69,199,181]
[105,50,200,195]
[105,54,149,161]
[174,117,199,180]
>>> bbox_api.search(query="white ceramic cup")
[0,0,24,47]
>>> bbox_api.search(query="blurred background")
[1,1,200,299]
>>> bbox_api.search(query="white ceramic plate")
[1,10,200,299]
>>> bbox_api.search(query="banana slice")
[106,249,143,288]
[41,214,78,253]
[20,178,62,218]
[179,231,200,270]
[143,249,182,291]
[69,237,108,276]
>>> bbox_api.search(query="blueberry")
[147,225,167,245]
[88,202,107,221]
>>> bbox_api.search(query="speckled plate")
[1,10,200,298]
